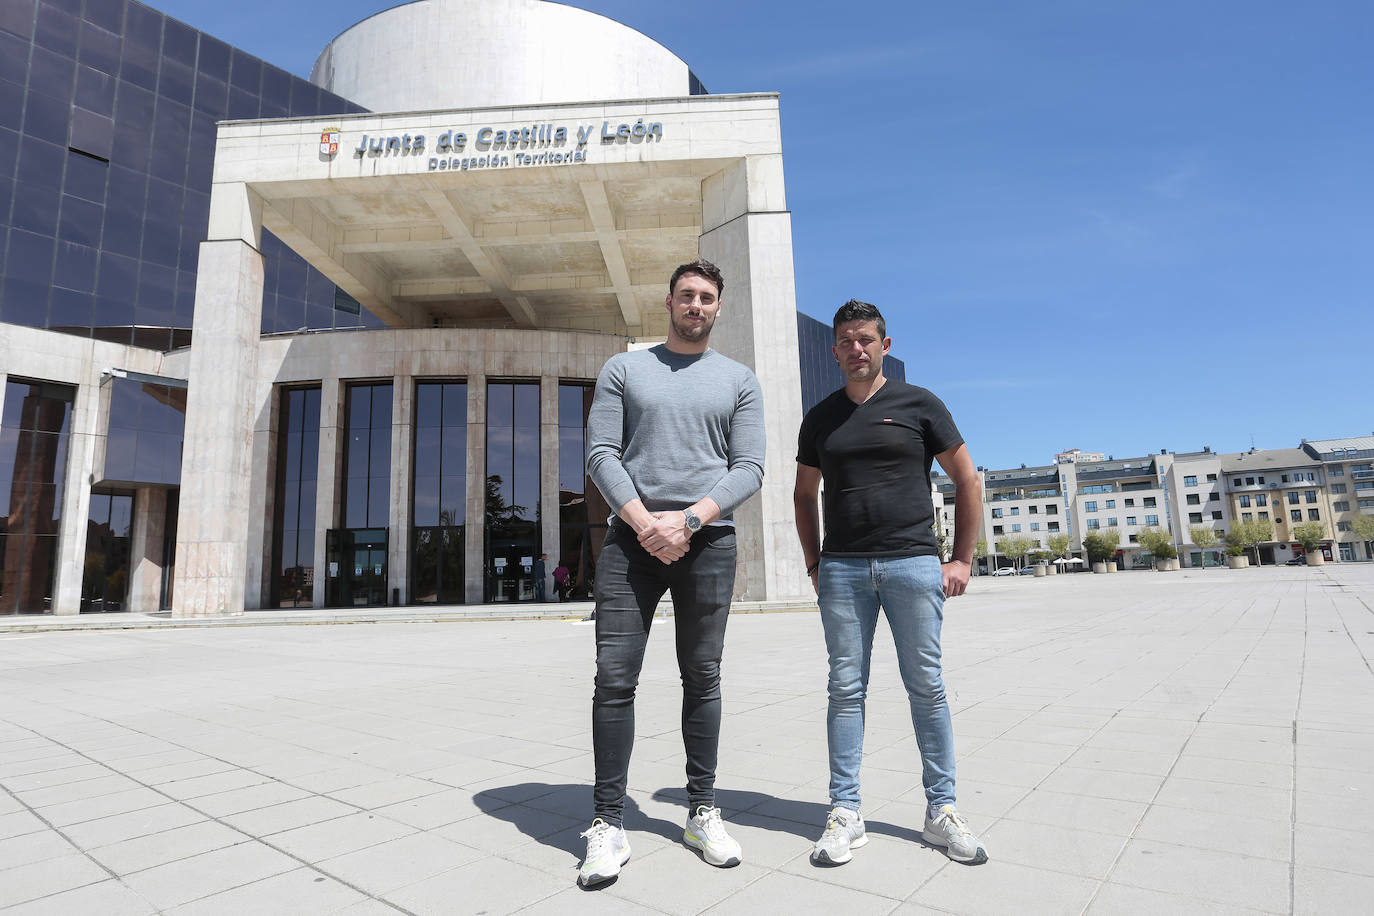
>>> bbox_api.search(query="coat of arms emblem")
[320,127,340,156]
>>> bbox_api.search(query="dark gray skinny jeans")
[591,521,736,826]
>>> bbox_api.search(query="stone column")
[312,377,343,607]
[244,381,279,609]
[388,376,413,604]
[52,380,101,616]
[697,156,805,602]
[539,375,560,601]
[464,375,487,603]
[172,237,265,615]
[127,487,168,613]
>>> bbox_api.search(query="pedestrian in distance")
[576,258,766,887]
[794,299,988,867]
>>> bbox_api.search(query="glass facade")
[411,380,466,604]
[103,376,184,484]
[0,377,74,614]
[272,386,319,608]
[81,488,132,612]
[0,0,376,348]
[558,382,607,601]
[484,381,539,602]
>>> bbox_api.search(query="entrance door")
[326,528,389,607]
[486,534,537,602]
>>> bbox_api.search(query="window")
[1107,518,1118,527]
[1287,492,1300,505]
[991,508,1003,519]
[1010,507,1020,515]
[1338,521,1353,532]
[1334,501,1350,512]
[1242,512,1253,522]
[1257,477,1265,485]
[342,384,393,529]
[1145,515,1159,526]
[272,387,321,608]
[1239,495,1251,508]
[1143,497,1157,508]
[1308,509,1320,521]
[1129,534,1139,543]
[485,381,541,602]
[1186,494,1200,505]
[1332,483,1347,494]
[1233,478,1243,487]
[1256,494,1267,506]
[1280,475,1289,483]
[1126,516,1137,525]
[1212,511,1223,520]
[411,381,469,606]
[1048,522,1060,532]
[557,382,607,603]
[1290,510,1302,522]
[993,525,1004,535]
[1086,519,1100,529]
[1082,484,1115,494]
[1330,465,1344,477]
[1245,477,1255,486]
[1206,473,1217,482]
[1209,493,1220,502]
[1030,522,1040,531]
[1189,512,1203,523]
[1184,475,1198,487]
[1125,498,1136,507]
[1046,504,1058,515]
[1339,542,1355,561]
[1259,511,1269,521]
[1084,501,1098,512]
[1012,524,1021,532]
[1304,490,1318,504]
[1029,505,1038,514]
[1360,499,1374,510]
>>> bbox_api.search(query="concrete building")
[1299,435,1374,563]
[1,0,825,617]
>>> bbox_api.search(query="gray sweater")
[587,345,765,522]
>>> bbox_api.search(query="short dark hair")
[669,259,724,298]
[832,299,885,340]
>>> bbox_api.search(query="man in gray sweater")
[576,259,766,888]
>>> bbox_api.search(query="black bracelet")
[807,562,820,576]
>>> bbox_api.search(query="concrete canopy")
[208,95,786,337]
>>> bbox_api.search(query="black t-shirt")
[797,380,963,558]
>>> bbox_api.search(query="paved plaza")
[1,564,1372,914]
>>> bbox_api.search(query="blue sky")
[154,0,1373,470]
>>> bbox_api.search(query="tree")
[1354,516,1374,562]
[1047,533,1071,560]
[1082,532,1114,564]
[1189,526,1219,567]
[1292,521,1325,555]
[1137,527,1175,567]
[973,538,988,575]
[995,535,1035,570]
[1099,528,1121,559]
[1227,517,1275,566]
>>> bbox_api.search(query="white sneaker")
[578,818,631,886]
[922,804,988,864]
[683,805,742,867]
[812,806,868,865]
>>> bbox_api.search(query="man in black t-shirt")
[794,300,988,867]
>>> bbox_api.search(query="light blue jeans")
[818,554,955,815]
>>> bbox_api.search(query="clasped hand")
[637,511,691,564]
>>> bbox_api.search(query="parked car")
[1018,565,1039,575]
[991,566,1018,576]
[1285,556,1307,566]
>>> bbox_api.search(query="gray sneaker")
[683,805,742,867]
[922,804,988,864]
[812,806,868,865]
[578,818,631,887]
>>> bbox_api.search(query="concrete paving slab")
[0,563,1372,913]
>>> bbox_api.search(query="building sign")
[341,119,664,174]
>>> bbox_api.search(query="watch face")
[685,510,701,531]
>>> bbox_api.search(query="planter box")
[1306,553,1325,566]
[1104,563,1117,573]
[1092,562,1109,574]
[1226,556,1247,569]
[1033,565,1047,577]
[1045,565,1058,576]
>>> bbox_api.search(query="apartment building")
[933,434,1374,573]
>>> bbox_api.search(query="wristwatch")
[682,507,702,533]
